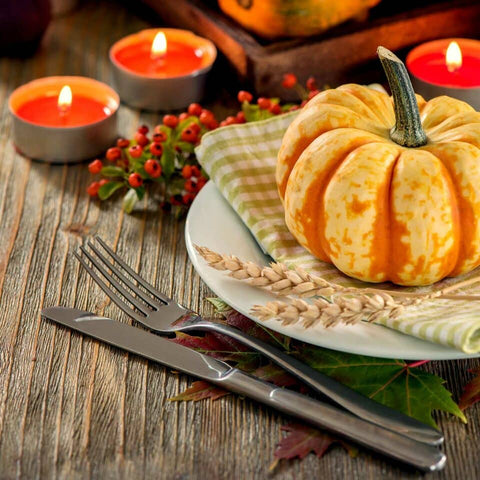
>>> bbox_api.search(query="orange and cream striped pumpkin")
[277,47,480,286]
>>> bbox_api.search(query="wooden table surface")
[0,1,479,479]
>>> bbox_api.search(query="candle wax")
[113,40,204,77]
[408,44,480,88]
[16,95,111,126]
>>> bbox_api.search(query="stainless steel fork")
[75,236,443,446]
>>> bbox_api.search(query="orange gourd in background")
[218,0,381,39]
[277,47,480,286]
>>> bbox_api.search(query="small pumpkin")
[277,47,480,286]
[218,0,381,39]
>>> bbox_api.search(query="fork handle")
[182,319,443,446]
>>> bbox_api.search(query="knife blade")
[41,306,446,472]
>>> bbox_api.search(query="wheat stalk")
[194,245,480,301]
[252,293,405,328]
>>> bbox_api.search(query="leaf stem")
[407,360,430,369]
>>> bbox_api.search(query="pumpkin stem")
[377,46,427,147]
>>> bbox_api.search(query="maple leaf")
[169,380,228,402]
[270,423,356,470]
[296,346,466,428]
[459,366,480,410]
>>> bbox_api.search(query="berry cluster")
[87,76,320,215]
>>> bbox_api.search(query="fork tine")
[79,246,152,316]
[74,252,146,323]
[86,241,162,310]
[95,236,172,304]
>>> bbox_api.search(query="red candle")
[9,76,119,162]
[112,33,204,78]
[406,38,480,110]
[407,38,480,88]
[16,91,111,127]
[109,29,217,110]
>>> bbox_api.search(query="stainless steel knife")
[41,306,446,472]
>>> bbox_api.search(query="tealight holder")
[406,38,480,110]
[9,76,119,163]
[109,28,217,111]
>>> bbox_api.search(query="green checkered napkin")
[195,111,480,354]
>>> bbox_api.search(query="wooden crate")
[142,0,480,97]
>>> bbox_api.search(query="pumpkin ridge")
[338,85,394,126]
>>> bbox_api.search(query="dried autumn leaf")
[459,366,480,410]
[296,346,466,428]
[270,423,356,470]
[169,381,228,402]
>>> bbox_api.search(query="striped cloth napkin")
[195,111,480,353]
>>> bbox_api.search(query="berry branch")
[86,74,319,215]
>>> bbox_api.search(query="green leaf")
[100,166,127,178]
[206,297,232,313]
[161,146,176,179]
[135,186,146,201]
[98,181,124,200]
[296,347,466,428]
[242,103,275,123]
[175,141,195,153]
[122,188,138,213]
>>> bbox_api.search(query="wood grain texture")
[0,1,479,479]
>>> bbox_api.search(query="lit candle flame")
[57,85,72,114]
[446,41,462,73]
[151,32,167,59]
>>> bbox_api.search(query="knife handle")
[188,319,443,446]
[214,368,446,472]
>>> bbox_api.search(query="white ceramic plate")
[185,182,479,360]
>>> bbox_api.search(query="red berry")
[128,173,143,188]
[99,179,109,187]
[184,179,197,193]
[189,123,201,134]
[182,193,195,204]
[191,165,201,177]
[106,147,122,162]
[199,109,216,126]
[134,132,149,147]
[188,103,203,116]
[181,127,198,143]
[197,176,207,190]
[306,76,317,92]
[88,159,103,174]
[137,124,149,135]
[289,105,300,111]
[300,100,308,107]
[163,114,178,128]
[117,138,130,148]
[225,116,237,125]
[237,90,253,103]
[149,142,163,156]
[206,119,219,130]
[129,145,143,158]
[219,120,228,127]
[87,181,100,197]
[269,103,281,115]
[179,112,190,121]
[153,131,168,143]
[282,73,297,89]
[182,165,193,178]
[308,89,320,100]
[236,111,246,123]
[144,159,162,178]
[258,97,271,110]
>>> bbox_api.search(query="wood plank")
[0,1,479,479]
